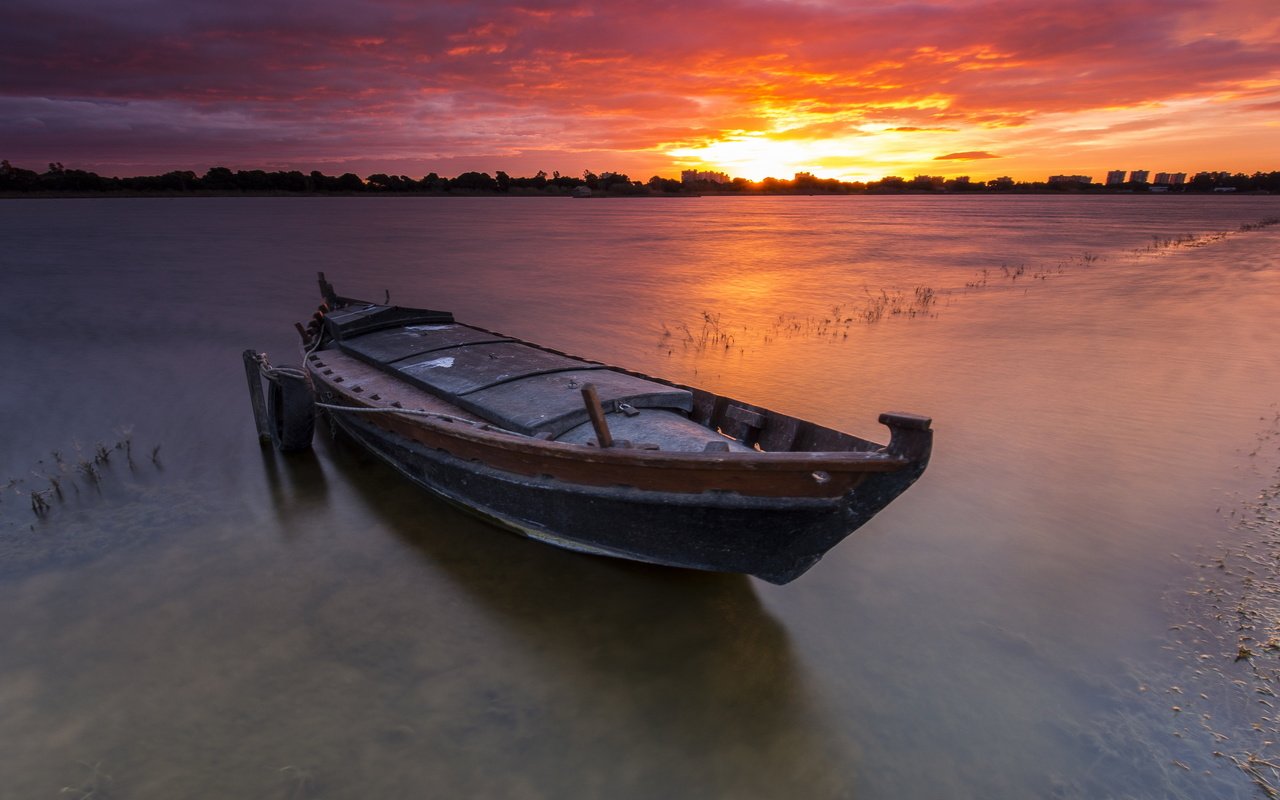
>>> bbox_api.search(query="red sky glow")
[3,0,1277,182]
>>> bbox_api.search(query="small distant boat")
[244,273,932,584]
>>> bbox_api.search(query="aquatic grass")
[1000,263,1026,280]
[660,215,1279,365]
[1057,406,1280,800]
[669,312,738,354]
[77,458,101,487]
[660,282,942,359]
[30,488,51,516]
[1155,405,1280,798]
[1239,217,1280,232]
[120,434,135,468]
[1,430,159,519]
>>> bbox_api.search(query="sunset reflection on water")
[1,195,1278,798]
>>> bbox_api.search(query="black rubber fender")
[266,369,315,452]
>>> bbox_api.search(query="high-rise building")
[1129,170,1149,184]
[681,170,730,184]
[1106,170,1127,186]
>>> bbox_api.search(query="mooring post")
[242,349,272,444]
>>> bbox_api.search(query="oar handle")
[581,384,614,448]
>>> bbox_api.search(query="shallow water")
[2,195,1279,798]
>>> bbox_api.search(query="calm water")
[2,195,1279,798]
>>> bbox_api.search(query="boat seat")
[556,409,751,452]
[460,368,693,437]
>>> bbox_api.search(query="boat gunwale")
[306,350,911,474]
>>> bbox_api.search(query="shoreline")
[1,189,1274,200]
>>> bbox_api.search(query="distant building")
[1048,174,1093,186]
[1106,170,1127,186]
[681,169,730,185]
[1129,170,1149,184]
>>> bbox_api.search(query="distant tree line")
[2,160,1277,196]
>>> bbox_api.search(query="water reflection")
[3,197,1279,799]
[310,430,862,796]
[259,445,329,533]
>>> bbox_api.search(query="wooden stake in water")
[242,349,272,444]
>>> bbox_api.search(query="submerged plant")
[2,428,162,520]
[77,459,100,485]
[30,489,51,516]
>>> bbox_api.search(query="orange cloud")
[936,151,1001,160]
[0,0,1275,180]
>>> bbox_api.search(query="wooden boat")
[245,273,932,584]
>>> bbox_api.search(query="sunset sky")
[3,0,1277,183]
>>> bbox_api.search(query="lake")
[2,194,1279,798]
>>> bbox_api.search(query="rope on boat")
[250,352,302,383]
[251,340,322,385]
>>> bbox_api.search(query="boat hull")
[329,407,925,584]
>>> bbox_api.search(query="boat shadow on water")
[292,425,863,795]
[258,443,329,534]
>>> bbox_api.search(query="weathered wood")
[557,410,750,453]
[581,384,614,448]
[311,352,909,497]
[723,404,767,446]
[305,350,488,424]
[464,368,692,437]
[395,342,593,396]
[340,324,512,365]
[241,349,272,443]
[757,413,800,452]
[291,274,933,583]
[322,303,454,341]
[725,404,766,430]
